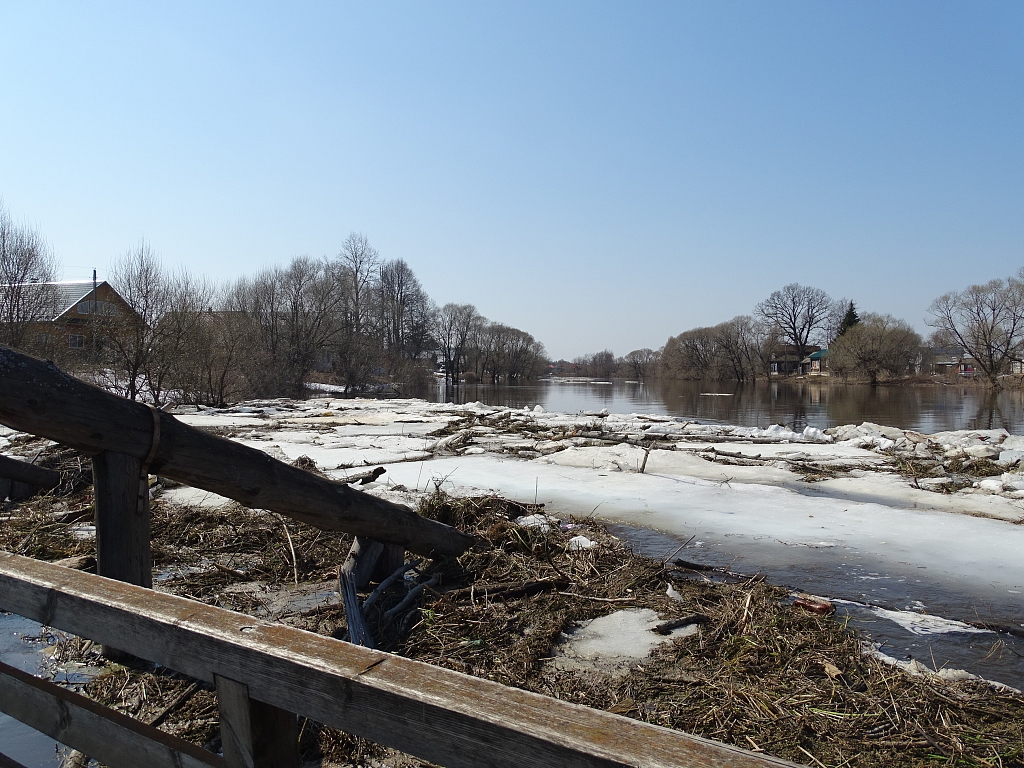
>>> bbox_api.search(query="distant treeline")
[566,273,1024,390]
[0,201,546,404]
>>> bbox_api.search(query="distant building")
[801,349,829,376]
[0,280,133,351]
[929,347,976,377]
[770,345,821,376]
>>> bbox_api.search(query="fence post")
[92,450,151,662]
[92,451,152,588]
[215,675,300,768]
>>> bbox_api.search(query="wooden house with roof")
[1,280,134,351]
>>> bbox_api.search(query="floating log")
[0,346,473,557]
[0,453,59,489]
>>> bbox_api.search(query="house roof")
[809,350,828,360]
[1,280,108,321]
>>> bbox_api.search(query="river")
[430,378,1024,691]
[428,377,1024,434]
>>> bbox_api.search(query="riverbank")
[2,483,1023,767]
[3,398,1024,765]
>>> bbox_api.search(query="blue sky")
[1,2,1021,359]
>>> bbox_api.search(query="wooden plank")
[0,659,223,768]
[0,454,60,489]
[0,346,473,557]
[0,750,30,768]
[0,552,798,768]
[215,674,300,768]
[93,451,152,589]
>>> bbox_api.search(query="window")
[69,334,85,349]
[77,300,119,316]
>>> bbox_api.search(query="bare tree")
[755,283,832,362]
[377,258,428,363]
[144,269,215,405]
[103,241,170,401]
[229,256,344,397]
[828,313,922,385]
[928,272,1024,389]
[434,302,480,386]
[622,348,660,381]
[0,201,60,351]
[337,232,380,336]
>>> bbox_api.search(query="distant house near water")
[770,345,822,376]
[802,349,828,376]
[929,347,977,377]
[0,280,133,351]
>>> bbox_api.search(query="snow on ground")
[10,395,1024,624]
[134,397,1024,607]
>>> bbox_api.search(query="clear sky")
[1,2,1021,360]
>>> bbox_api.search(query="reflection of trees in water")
[968,391,1024,432]
[435,379,1024,433]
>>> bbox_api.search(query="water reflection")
[430,379,1024,434]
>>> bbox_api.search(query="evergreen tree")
[836,301,861,337]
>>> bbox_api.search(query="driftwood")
[0,346,473,557]
[338,466,386,485]
[441,578,568,602]
[0,454,60,489]
[362,559,420,616]
[654,614,710,635]
[339,538,380,648]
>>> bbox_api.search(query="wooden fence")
[0,554,798,768]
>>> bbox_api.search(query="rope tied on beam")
[137,404,161,518]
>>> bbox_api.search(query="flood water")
[612,525,1024,693]
[430,378,1024,435]
[432,378,1024,690]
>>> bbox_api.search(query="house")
[770,345,821,376]
[801,349,829,376]
[0,280,132,351]
[929,347,976,377]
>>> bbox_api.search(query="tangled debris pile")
[2,446,1023,767]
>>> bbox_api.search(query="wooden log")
[0,552,798,768]
[216,674,300,768]
[339,537,380,648]
[373,542,406,583]
[339,466,386,485]
[0,346,473,557]
[0,454,60,489]
[93,451,152,589]
[0,658,223,768]
[342,537,385,591]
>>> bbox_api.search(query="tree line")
[571,271,1024,389]
[0,202,546,405]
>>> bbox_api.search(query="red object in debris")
[793,597,834,615]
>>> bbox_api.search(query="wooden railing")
[0,554,797,768]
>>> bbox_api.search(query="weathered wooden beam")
[93,451,152,588]
[0,658,223,768]
[216,674,300,768]
[0,552,798,768]
[0,346,473,557]
[0,454,60,489]
[0,751,30,768]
